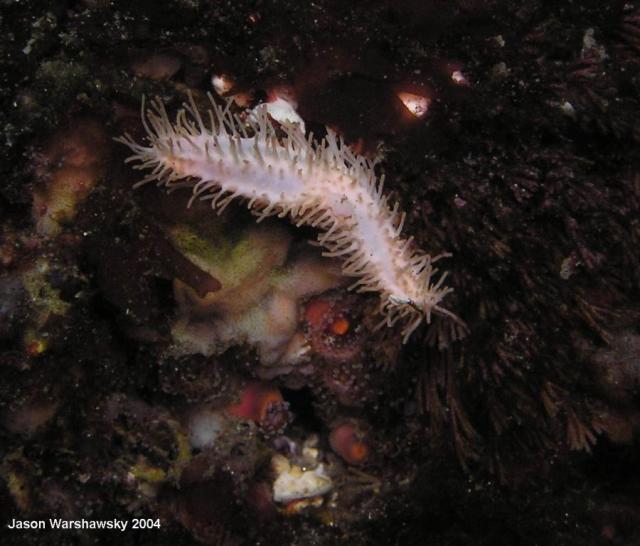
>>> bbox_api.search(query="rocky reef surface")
[1,1,640,544]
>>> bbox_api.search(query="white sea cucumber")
[117,93,456,342]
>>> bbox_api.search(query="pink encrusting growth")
[117,93,455,342]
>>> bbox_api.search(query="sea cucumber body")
[118,95,454,341]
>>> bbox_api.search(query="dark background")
[1,1,640,544]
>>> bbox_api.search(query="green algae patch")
[169,221,292,316]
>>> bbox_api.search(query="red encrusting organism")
[303,291,363,362]
[329,420,370,465]
[227,382,291,433]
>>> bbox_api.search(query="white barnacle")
[116,92,457,342]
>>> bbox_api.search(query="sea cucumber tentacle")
[116,93,458,342]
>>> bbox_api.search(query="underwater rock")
[31,119,108,237]
[170,219,346,369]
[588,329,640,405]
[1,396,60,437]
[158,353,224,403]
[271,445,333,505]
[3,1,640,545]
[99,395,191,496]
[0,275,27,341]
[18,255,86,354]
[174,464,246,545]
[129,50,183,81]
[171,219,292,318]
